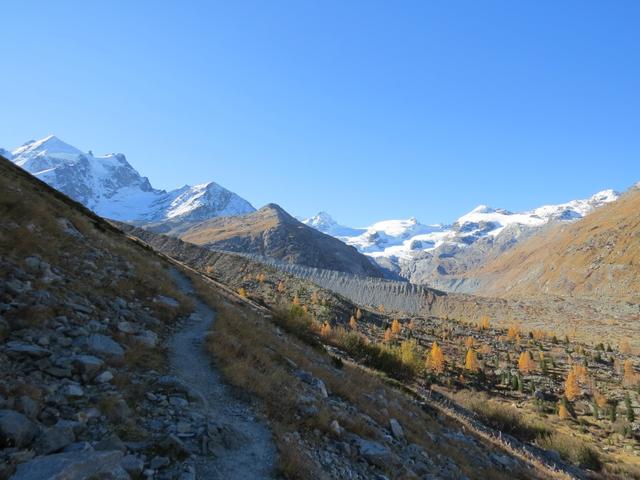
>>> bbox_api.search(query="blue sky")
[2,1,639,225]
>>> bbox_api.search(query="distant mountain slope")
[172,204,384,277]
[304,190,620,289]
[8,135,255,223]
[464,187,640,300]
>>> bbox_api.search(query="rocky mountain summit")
[304,189,620,288]
[7,135,255,224]
[171,203,384,278]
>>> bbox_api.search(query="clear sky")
[2,1,639,226]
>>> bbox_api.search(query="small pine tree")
[511,373,519,391]
[480,315,490,330]
[541,359,549,376]
[355,308,362,320]
[625,393,635,423]
[558,401,571,420]
[592,398,600,420]
[349,315,357,330]
[237,287,247,298]
[292,294,300,305]
[609,400,618,422]
[277,280,286,294]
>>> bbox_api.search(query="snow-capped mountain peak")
[6,135,255,224]
[303,211,337,231]
[13,135,82,162]
[302,212,362,237]
[306,190,620,262]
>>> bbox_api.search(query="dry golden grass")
[472,188,640,300]
[189,272,534,480]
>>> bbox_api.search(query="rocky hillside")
[7,135,255,223]
[168,204,384,278]
[456,186,640,300]
[0,154,558,479]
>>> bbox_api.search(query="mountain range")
[3,134,627,288]
[3,135,381,277]
[303,190,620,289]
[5,135,255,225]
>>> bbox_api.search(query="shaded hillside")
[118,222,443,314]
[154,203,384,278]
[462,187,640,300]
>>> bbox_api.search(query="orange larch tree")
[518,351,535,374]
[428,341,445,374]
[565,368,580,401]
[391,319,401,335]
[465,349,480,372]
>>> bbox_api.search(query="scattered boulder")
[330,419,344,437]
[61,384,84,398]
[70,354,104,379]
[85,334,125,361]
[389,418,404,441]
[35,424,76,455]
[295,370,329,398]
[5,341,51,358]
[155,434,190,460]
[10,450,128,480]
[355,438,392,468]
[95,371,114,384]
[121,454,144,477]
[56,218,84,238]
[94,433,126,453]
[134,330,158,348]
[0,409,39,448]
[117,321,135,334]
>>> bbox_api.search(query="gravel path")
[168,268,276,479]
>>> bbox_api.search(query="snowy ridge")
[304,189,620,261]
[7,135,255,223]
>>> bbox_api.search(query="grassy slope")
[470,188,640,300]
